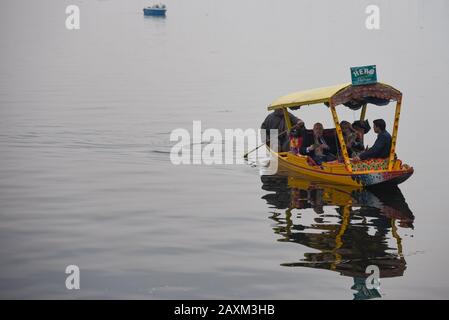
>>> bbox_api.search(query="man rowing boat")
[261,109,303,152]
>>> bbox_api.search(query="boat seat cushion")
[351,158,389,171]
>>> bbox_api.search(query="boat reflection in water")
[261,173,414,300]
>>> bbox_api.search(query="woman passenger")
[340,121,357,157]
[351,120,370,156]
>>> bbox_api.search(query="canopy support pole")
[388,98,402,170]
[360,103,367,121]
[330,105,352,172]
[282,108,292,132]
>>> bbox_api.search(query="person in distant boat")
[261,109,302,152]
[354,119,391,161]
[300,122,336,164]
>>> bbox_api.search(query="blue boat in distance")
[143,4,167,16]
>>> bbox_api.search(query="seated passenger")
[340,121,357,156]
[301,122,336,165]
[339,120,367,157]
[289,120,306,154]
[354,119,391,161]
[351,120,370,157]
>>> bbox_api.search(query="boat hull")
[272,150,413,187]
[143,8,166,16]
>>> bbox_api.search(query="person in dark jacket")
[261,109,302,152]
[354,119,391,161]
[300,122,336,164]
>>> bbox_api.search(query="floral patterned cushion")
[351,158,389,171]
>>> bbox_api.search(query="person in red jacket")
[289,120,306,155]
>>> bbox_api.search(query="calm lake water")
[1,0,449,299]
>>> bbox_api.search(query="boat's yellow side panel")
[275,152,362,186]
[272,151,413,187]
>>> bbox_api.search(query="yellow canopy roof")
[268,83,351,110]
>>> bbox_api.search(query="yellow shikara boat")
[267,82,414,187]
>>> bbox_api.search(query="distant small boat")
[143,4,167,16]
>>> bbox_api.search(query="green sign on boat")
[351,65,377,86]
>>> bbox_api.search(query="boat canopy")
[268,82,402,111]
